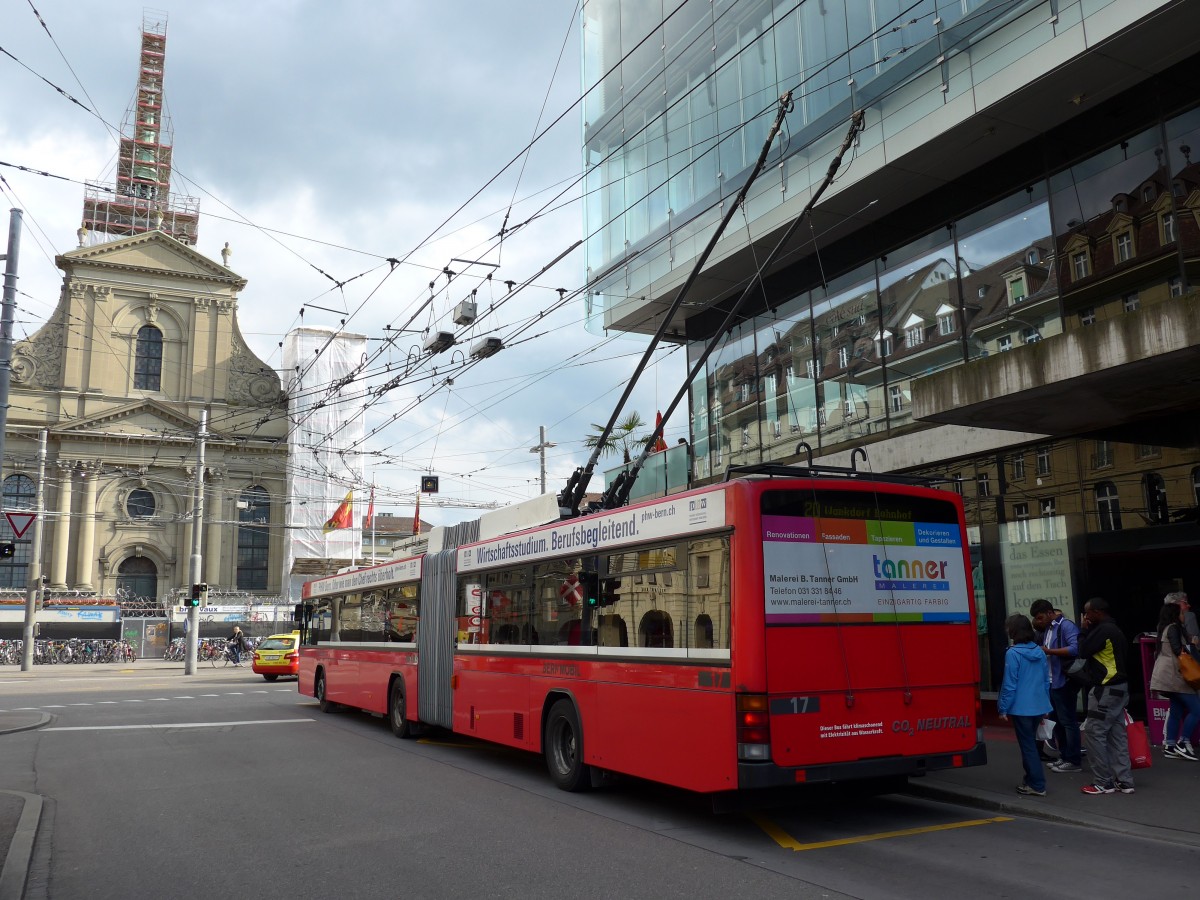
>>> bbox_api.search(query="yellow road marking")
[750,814,1012,851]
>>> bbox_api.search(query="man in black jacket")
[1076,597,1132,795]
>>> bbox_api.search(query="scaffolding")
[81,9,200,245]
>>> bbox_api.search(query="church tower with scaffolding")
[80,9,199,245]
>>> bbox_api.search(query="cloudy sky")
[0,1,687,526]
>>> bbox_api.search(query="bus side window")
[687,536,730,649]
[597,614,628,647]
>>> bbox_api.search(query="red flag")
[322,490,353,533]
[365,488,375,530]
[653,411,668,453]
[413,493,421,535]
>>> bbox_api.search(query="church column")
[205,471,224,587]
[73,462,101,590]
[49,462,74,589]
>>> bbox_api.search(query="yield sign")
[5,511,36,539]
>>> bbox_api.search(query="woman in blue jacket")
[999,613,1053,796]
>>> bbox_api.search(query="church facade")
[1,231,288,607]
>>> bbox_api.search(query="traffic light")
[186,583,208,607]
[420,475,440,494]
[580,572,601,609]
[0,542,13,558]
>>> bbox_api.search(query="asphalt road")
[2,668,1195,899]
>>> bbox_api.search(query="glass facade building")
[582,0,1200,697]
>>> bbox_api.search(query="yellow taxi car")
[251,631,301,681]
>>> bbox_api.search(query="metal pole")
[20,428,46,671]
[0,209,22,473]
[529,426,555,495]
[184,410,207,675]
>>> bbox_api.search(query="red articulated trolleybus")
[298,464,986,798]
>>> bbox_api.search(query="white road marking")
[43,705,66,708]
[44,719,315,732]
[68,703,91,707]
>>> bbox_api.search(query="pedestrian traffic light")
[183,596,200,608]
[187,583,208,607]
[0,542,14,558]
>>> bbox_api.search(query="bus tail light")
[736,694,771,761]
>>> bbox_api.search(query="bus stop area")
[2,679,1198,897]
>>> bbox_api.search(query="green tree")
[584,412,655,464]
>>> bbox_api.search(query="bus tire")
[389,679,414,739]
[315,671,337,713]
[544,699,591,792]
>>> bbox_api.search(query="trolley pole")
[184,410,207,675]
[20,428,46,671]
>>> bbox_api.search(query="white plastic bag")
[1036,718,1056,741]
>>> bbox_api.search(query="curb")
[904,781,1200,849]
[0,791,42,900]
[0,714,52,737]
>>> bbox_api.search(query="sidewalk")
[908,725,1200,848]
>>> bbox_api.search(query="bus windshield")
[760,488,970,625]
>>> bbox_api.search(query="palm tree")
[584,412,655,464]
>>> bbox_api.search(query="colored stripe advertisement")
[762,515,970,623]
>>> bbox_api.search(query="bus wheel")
[544,699,591,792]
[316,671,336,713]
[389,679,414,739]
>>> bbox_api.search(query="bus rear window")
[760,488,970,625]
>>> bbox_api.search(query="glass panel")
[688,352,712,481]
[811,263,878,449]
[484,564,534,645]
[708,322,759,475]
[957,187,1055,361]
[532,559,580,646]
[1165,108,1200,295]
[1050,124,1166,310]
